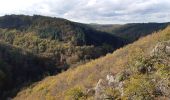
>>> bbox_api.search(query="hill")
[0,15,126,68]
[0,15,170,99]
[0,15,126,99]
[0,15,126,46]
[90,23,170,42]
[13,26,170,99]
[0,42,60,99]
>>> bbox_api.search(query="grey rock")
[156,79,170,97]
[118,81,124,96]
[94,79,106,100]
[106,73,116,86]
[151,40,170,56]
[165,45,170,54]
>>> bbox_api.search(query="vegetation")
[0,15,169,99]
[0,15,126,68]
[91,23,170,42]
[0,15,127,99]
[13,25,170,99]
[0,42,60,99]
[65,86,86,100]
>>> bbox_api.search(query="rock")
[94,79,106,100]
[118,81,124,96]
[150,40,170,65]
[106,73,115,86]
[103,94,114,100]
[156,79,170,97]
[151,40,170,56]
[93,72,128,99]
[151,42,165,56]
[165,45,170,54]
[106,72,127,87]
[147,66,152,72]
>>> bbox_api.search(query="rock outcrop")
[151,40,170,56]
[91,72,127,100]
[151,40,170,66]
[94,79,106,100]
[90,40,170,100]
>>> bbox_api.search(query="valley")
[0,15,169,100]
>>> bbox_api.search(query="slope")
[0,15,126,99]
[0,15,125,46]
[0,41,60,99]
[0,15,126,69]
[90,23,170,42]
[13,26,170,99]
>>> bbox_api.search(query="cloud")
[0,0,170,24]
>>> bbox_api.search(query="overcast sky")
[0,0,170,24]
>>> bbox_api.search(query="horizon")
[1,14,170,25]
[0,0,170,24]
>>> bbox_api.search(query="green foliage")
[38,27,61,40]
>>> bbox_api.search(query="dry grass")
[14,26,170,100]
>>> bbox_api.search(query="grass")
[14,26,170,100]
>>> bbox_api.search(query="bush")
[65,87,86,100]
[123,75,155,100]
[104,87,121,99]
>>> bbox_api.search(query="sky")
[0,0,170,24]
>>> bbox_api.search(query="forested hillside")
[0,15,125,46]
[0,15,126,99]
[0,15,126,67]
[0,42,60,99]
[0,15,169,100]
[91,23,170,42]
[13,26,170,100]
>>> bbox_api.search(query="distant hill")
[90,23,170,42]
[13,26,170,100]
[0,15,127,67]
[0,15,126,66]
[0,15,125,46]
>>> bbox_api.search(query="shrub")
[123,75,155,100]
[65,86,86,100]
[155,64,170,78]
[104,87,121,100]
